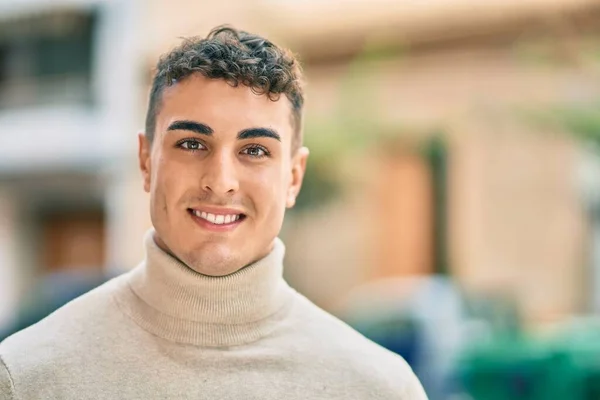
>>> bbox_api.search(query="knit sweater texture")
[0,231,427,399]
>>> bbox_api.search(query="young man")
[0,26,427,399]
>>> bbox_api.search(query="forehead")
[156,74,293,141]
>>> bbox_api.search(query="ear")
[286,147,309,208]
[138,132,152,193]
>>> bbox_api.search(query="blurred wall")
[294,40,595,322]
[273,1,597,323]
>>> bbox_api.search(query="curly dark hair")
[145,25,305,151]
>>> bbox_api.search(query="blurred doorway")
[40,209,105,273]
[372,134,448,278]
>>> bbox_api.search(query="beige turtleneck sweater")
[0,231,427,399]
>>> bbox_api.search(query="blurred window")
[0,10,95,109]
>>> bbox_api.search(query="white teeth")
[193,210,241,225]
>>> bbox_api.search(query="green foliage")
[552,106,600,145]
[293,144,341,212]
[292,45,386,212]
[521,101,600,146]
[292,38,419,211]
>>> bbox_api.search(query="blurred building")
[1,0,600,332]
[0,0,147,329]
[262,0,598,328]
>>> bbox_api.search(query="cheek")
[249,165,289,212]
[151,156,167,194]
[151,155,189,207]
[148,157,168,218]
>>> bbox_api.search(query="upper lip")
[188,206,245,215]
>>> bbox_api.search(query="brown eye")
[178,140,204,151]
[242,146,269,158]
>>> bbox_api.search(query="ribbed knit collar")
[116,229,294,347]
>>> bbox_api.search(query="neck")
[118,229,294,346]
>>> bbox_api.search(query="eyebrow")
[167,120,213,135]
[167,120,280,142]
[237,128,281,142]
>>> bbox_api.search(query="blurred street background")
[2,0,600,398]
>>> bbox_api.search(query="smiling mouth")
[187,209,246,225]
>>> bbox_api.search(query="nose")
[200,151,239,196]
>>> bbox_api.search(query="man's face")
[138,74,308,276]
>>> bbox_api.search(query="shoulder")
[0,274,129,376]
[287,292,428,399]
[289,292,407,364]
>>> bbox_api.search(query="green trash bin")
[457,321,600,400]
[456,338,579,400]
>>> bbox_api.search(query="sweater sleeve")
[0,355,15,400]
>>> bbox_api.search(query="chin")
[184,243,241,277]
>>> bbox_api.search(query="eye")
[177,139,205,151]
[241,145,269,158]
